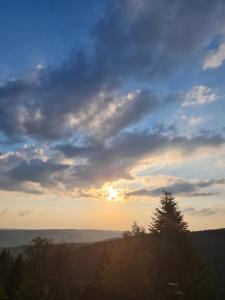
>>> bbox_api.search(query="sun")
[106,186,122,202]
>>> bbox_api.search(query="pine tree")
[149,191,188,236]
[149,191,215,300]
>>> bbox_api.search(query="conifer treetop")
[149,191,188,235]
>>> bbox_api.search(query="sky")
[0,0,225,231]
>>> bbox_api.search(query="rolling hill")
[0,229,122,247]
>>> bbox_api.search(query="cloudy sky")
[0,0,225,230]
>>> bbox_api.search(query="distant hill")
[0,229,122,247]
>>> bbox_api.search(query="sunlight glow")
[106,186,123,202]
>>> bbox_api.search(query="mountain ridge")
[0,228,123,247]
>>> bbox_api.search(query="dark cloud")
[55,139,103,158]
[0,180,44,195]
[94,0,225,81]
[126,177,225,198]
[0,131,223,193]
[67,132,225,186]
[8,159,69,187]
[126,189,151,197]
[0,79,36,136]
[183,206,225,216]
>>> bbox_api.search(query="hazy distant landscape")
[0,224,225,299]
[0,229,122,248]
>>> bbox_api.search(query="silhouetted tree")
[100,224,152,298]
[149,191,188,235]
[131,222,145,237]
[149,191,215,300]
[25,237,53,300]
[48,243,73,300]
[121,231,132,239]
[121,222,145,239]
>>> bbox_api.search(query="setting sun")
[107,186,122,202]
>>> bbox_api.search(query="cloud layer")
[0,0,225,198]
[0,0,224,141]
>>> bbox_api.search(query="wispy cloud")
[126,177,225,199]
[203,43,225,70]
[183,205,225,216]
[182,85,217,107]
[181,115,204,127]
[0,208,10,216]
[18,210,34,217]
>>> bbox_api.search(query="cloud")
[203,42,225,69]
[61,131,225,187]
[181,115,204,127]
[0,130,223,194]
[182,85,217,106]
[0,0,225,196]
[8,159,69,187]
[94,0,225,81]
[0,0,224,141]
[0,145,70,193]
[183,205,225,216]
[89,89,161,138]
[18,210,34,217]
[126,189,152,197]
[0,208,10,216]
[126,177,225,198]
[0,79,161,141]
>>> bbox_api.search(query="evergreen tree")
[149,191,215,300]
[149,191,188,235]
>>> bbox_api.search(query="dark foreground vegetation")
[0,192,224,300]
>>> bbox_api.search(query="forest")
[0,192,224,300]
